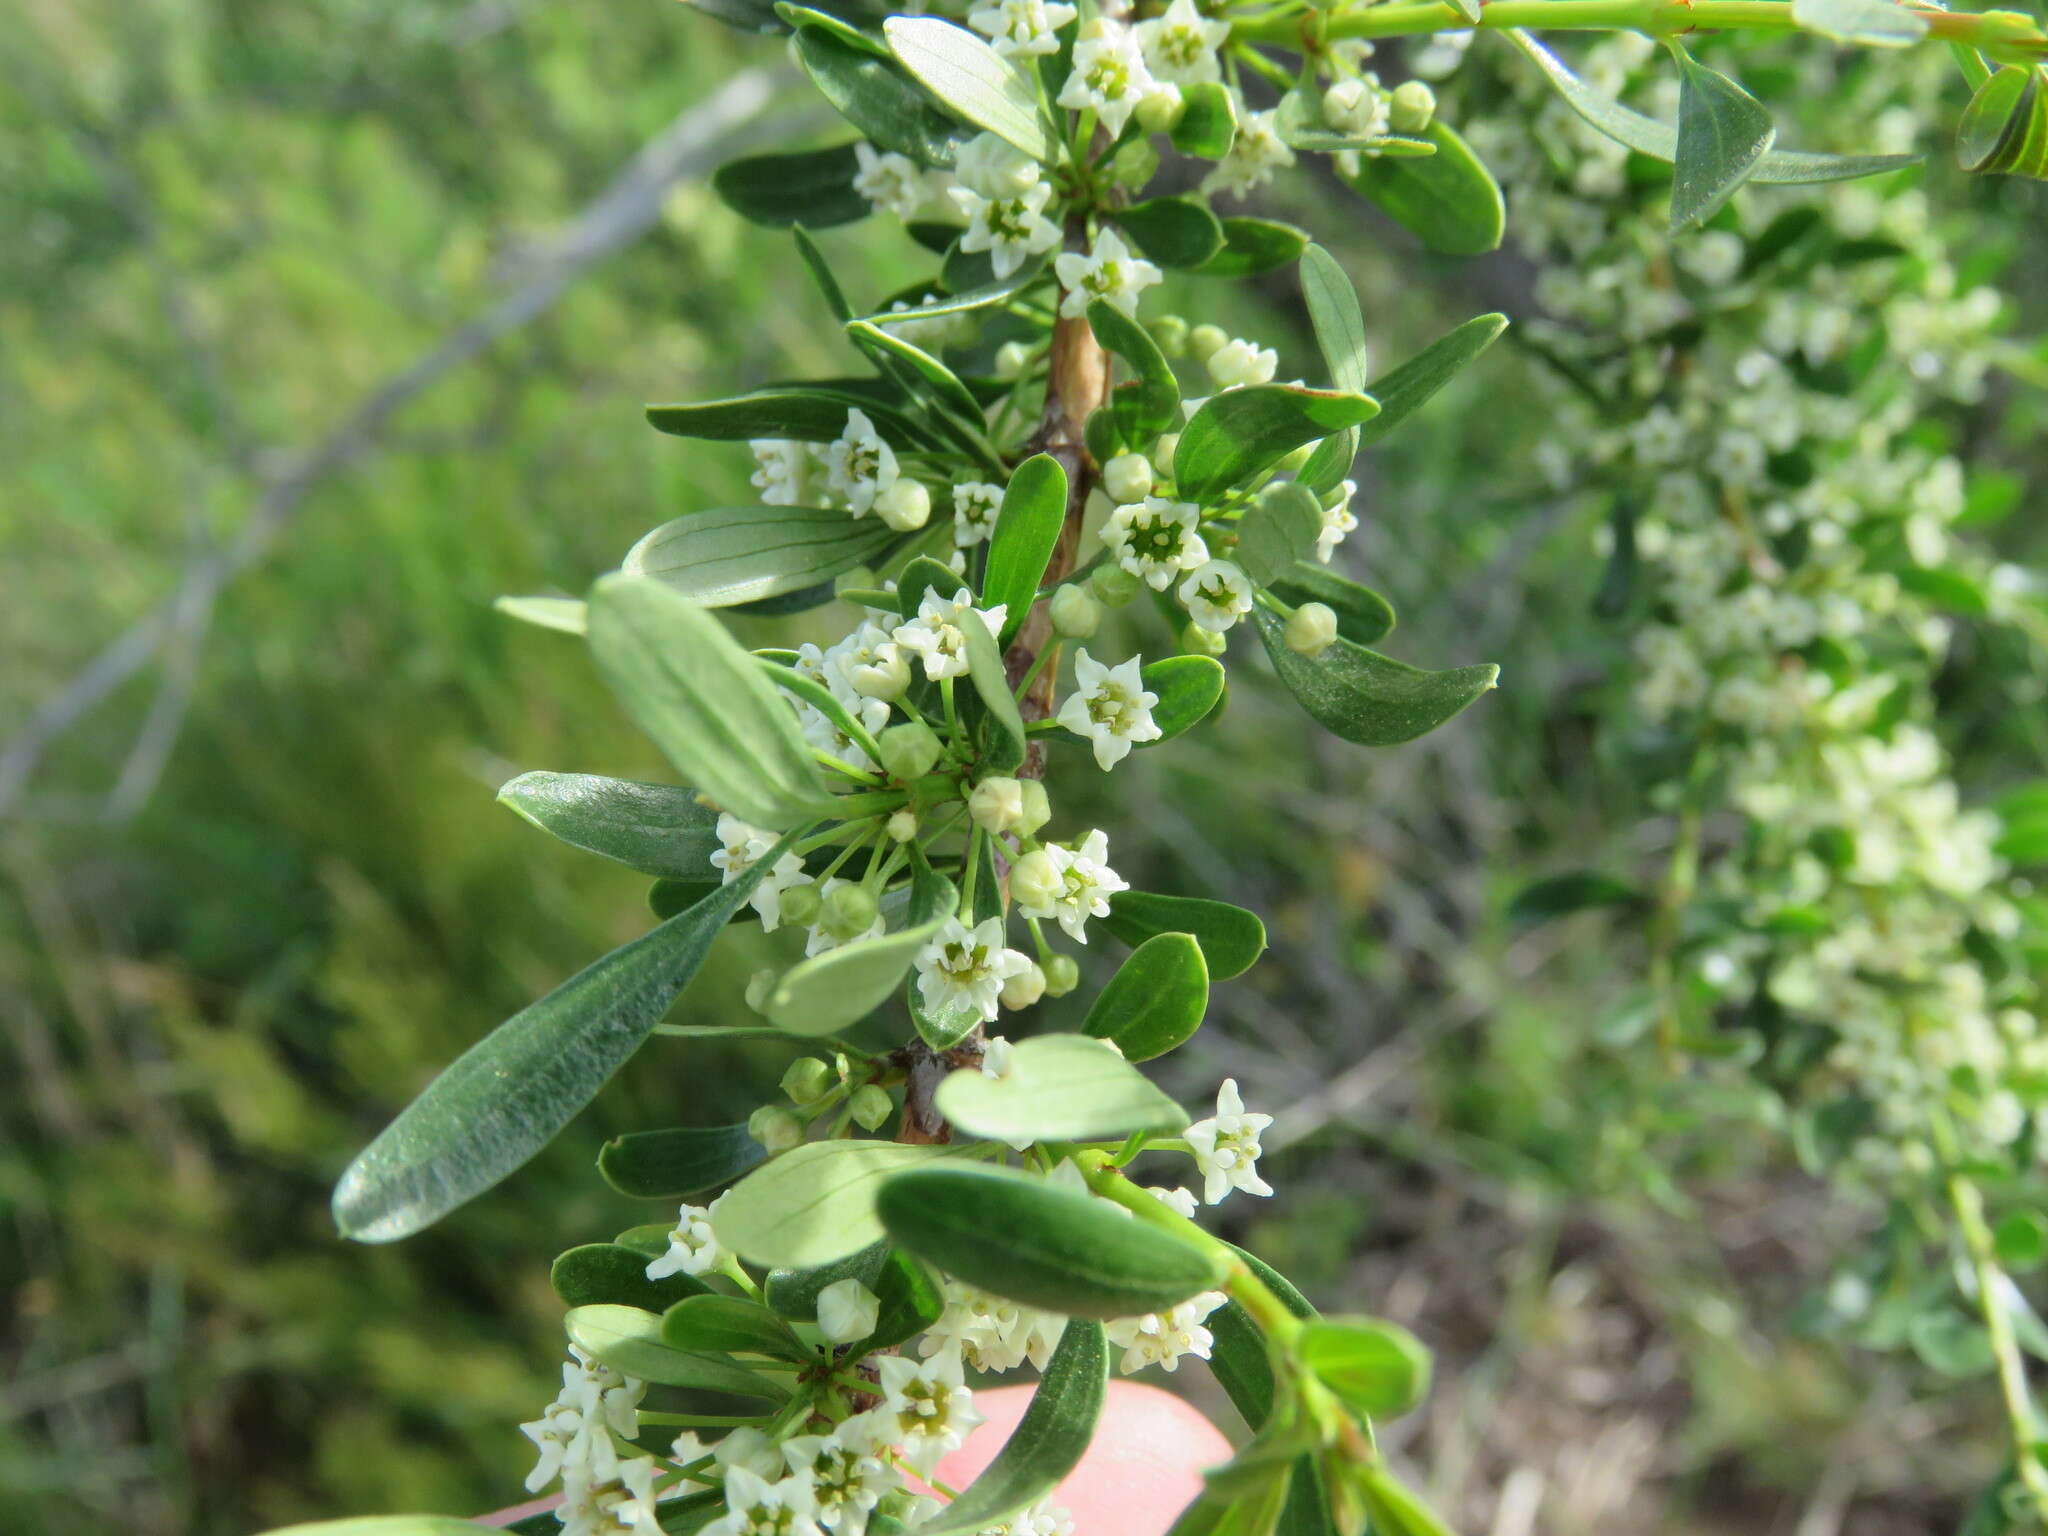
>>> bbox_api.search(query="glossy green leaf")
[689,0,875,33]
[1088,298,1180,447]
[713,144,871,228]
[598,1123,767,1199]
[331,839,794,1242]
[792,225,856,323]
[1102,891,1265,980]
[1195,217,1309,278]
[1298,1317,1431,1417]
[662,1294,811,1360]
[851,1247,947,1352]
[1083,933,1209,1061]
[714,1140,960,1267]
[860,268,1041,325]
[1670,44,1776,230]
[648,877,721,921]
[845,319,990,427]
[1996,1211,2048,1269]
[877,1164,1228,1317]
[1299,245,1368,393]
[1265,565,1394,647]
[565,1304,793,1398]
[1115,196,1226,268]
[1170,82,1238,158]
[623,507,897,609]
[1792,0,1927,44]
[1235,484,1325,588]
[1046,654,1223,754]
[496,595,587,635]
[1175,387,1379,503]
[1252,606,1497,748]
[794,23,963,167]
[498,772,720,879]
[917,1319,1108,1535]
[961,607,1028,772]
[588,575,835,831]
[1355,312,1509,449]
[1345,120,1504,256]
[645,389,919,447]
[884,16,1053,160]
[982,454,1068,645]
[551,1243,711,1314]
[1958,66,2048,178]
[765,914,951,1036]
[1507,871,1643,925]
[897,553,969,620]
[935,1033,1191,1142]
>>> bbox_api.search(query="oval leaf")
[1298,1317,1431,1418]
[1175,387,1379,504]
[714,1140,960,1268]
[662,1294,811,1360]
[1670,45,1776,230]
[1101,891,1265,981]
[1195,217,1309,278]
[766,915,950,1036]
[794,22,964,166]
[883,16,1053,160]
[1088,298,1181,448]
[1355,312,1508,450]
[1265,565,1395,648]
[1299,244,1368,393]
[713,143,871,228]
[1115,196,1226,269]
[645,389,920,447]
[599,1123,768,1199]
[551,1242,712,1314]
[1345,122,1503,256]
[1251,606,1497,748]
[1235,483,1325,588]
[624,507,897,608]
[498,771,721,879]
[1170,82,1237,158]
[935,1033,1191,1142]
[1083,933,1209,1061]
[983,454,1069,644]
[564,1304,793,1398]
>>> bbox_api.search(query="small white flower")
[1315,480,1358,563]
[783,1413,900,1535]
[917,916,1034,1023]
[950,182,1062,280]
[646,1195,727,1280]
[521,1392,607,1494]
[1204,109,1295,199]
[1178,559,1252,633]
[824,409,901,516]
[1134,0,1227,84]
[1057,23,1161,136]
[556,1455,662,1536]
[705,1465,825,1536]
[853,142,938,221]
[710,814,815,929]
[954,132,1043,199]
[1148,1185,1200,1218]
[1105,1290,1226,1375]
[750,439,817,507]
[976,1496,1078,1536]
[1205,337,1278,390]
[953,480,1004,547]
[1101,498,1209,591]
[1056,651,1162,772]
[1054,228,1162,320]
[1183,1079,1274,1205]
[1012,828,1130,941]
[714,1426,787,1480]
[968,0,1077,57]
[817,1278,883,1345]
[892,588,1010,681]
[875,1348,986,1477]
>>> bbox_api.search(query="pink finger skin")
[934,1380,1232,1534]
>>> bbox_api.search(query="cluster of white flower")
[521,1348,657,1536]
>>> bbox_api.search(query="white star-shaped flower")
[952,480,1004,547]
[1101,498,1209,591]
[780,1413,900,1536]
[749,439,817,507]
[704,1465,825,1536]
[892,587,1010,681]
[1316,479,1359,562]
[1134,0,1227,84]
[1105,1290,1226,1375]
[967,0,1077,56]
[916,916,1033,1024]
[1056,23,1161,136]
[709,813,813,928]
[823,408,901,516]
[646,1194,727,1280]
[1203,108,1296,199]
[1178,559,1252,633]
[852,142,939,221]
[950,181,1062,280]
[875,1347,986,1478]
[1057,650,1161,771]
[1183,1078,1275,1205]
[1013,828,1130,941]
[1053,227,1162,320]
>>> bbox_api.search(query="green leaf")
[565,1304,794,1398]
[884,16,1053,160]
[551,1243,711,1314]
[1175,387,1380,503]
[1357,1468,1456,1536]
[1345,120,1503,256]
[496,595,587,635]
[935,1033,1191,1142]
[859,269,1041,325]
[622,507,898,610]
[1235,484,1325,588]
[765,914,952,1036]
[331,842,795,1242]
[1102,891,1265,980]
[1045,654,1224,754]
[1506,871,1643,926]
[690,0,876,33]
[598,1123,768,1199]
[794,22,964,167]
[916,1320,1109,1535]
[764,1241,893,1321]
[498,772,721,879]
[1088,298,1180,447]
[1792,0,1927,45]
[1299,245,1368,393]
[793,226,857,323]
[961,607,1029,772]
[1958,66,2048,178]
[1083,933,1209,1061]
[1265,565,1394,647]
[713,144,871,228]
[1508,31,1919,186]
[254,1522,497,1536]
[588,575,835,831]
[1115,196,1226,269]
[1195,217,1309,278]
[1355,312,1509,450]
[645,390,919,447]
[1251,606,1497,747]
[1298,1317,1431,1418]
[1670,44,1777,230]
[982,454,1069,645]
[845,319,990,428]
[662,1294,812,1360]
[850,1247,948,1352]
[897,553,969,620]
[1996,1211,2048,1269]
[876,1164,1228,1317]
[1170,82,1238,158]
[714,1140,960,1267]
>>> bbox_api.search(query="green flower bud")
[1136,88,1186,134]
[849,1084,894,1132]
[887,808,919,843]
[1103,451,1154,504]
[1015,779,1052,838]
[1147,314,1190,358]
[969,775,1025,833]
[873,478,932,532]
[877,720,943,782]
[1042,953,1081,997]
[1188,323,1228,363]
[823,882,878,935]
[816,1278,881,1344]
[1000,960,1047,1011]
[995,340,1034,380]
[782,1057,833,1106]
[1111,136,1160,187]
[1389,80,1437,135]
[1091,564,1142,607]
[1181,621,1227,657]
[748,1104,804,1153]
[1011,848,1060,911]
[745,967,778,1014]
[1150,432,1181,477]
[1049,583,1101,639]
[779,882,822,927]
[1286,602,1340,658]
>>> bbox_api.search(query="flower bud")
[1049,583,1101,639]
[745,967,778,1014]
[1041,953,1081,997]
[781,1057,833,1106]
[955,131,1041,199]
[1090,564,1142,607]
[1014,779,1051,837]
[1285,602,1340,658]
[1187,323,1228,363]
[779,882,822,927]
[1103,452,1154,504]
[1181,621,1227,657]
[969,775,1025,834]
[995,340,1034,380]
[873,478,932,532]
[1011,848,1060,911]
[877,721,943,782]
[1147,314,1189,357]
[816,1278,881,1345]
[748,1104,804,1153]
[1000,961,1047,1011]
[823,882,878,935]
[848,645,911,701]
[1322,78,1372,134]
[1150,432,1180,477]
[1389,80,1437,134]
[1136,87,1185,134]
[849,1084,894,1131]
[887,808,919,843]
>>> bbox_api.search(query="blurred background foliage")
[4,2,2046,1534]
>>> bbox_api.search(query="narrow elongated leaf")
[884,17,1053,160]
[714,1140,960,1267]
[935,1033,1191,1142]
[1252,607,1496,747]
[1671,45,1776,229]
[1115,196,1226,268]
[982,454,1068,645]
[496,595,586,635]
[624,507,897,609]
[846,319,989,425]
[917,1320,1108,1535]
[565,1305,793,1398]
[1299,245,1368,393]
[1047,654,1223,754]
[1506,872,1642,926]
[795,23,964,167]
[766,914,951,1036]
[861,269,1040,325]
[690,0,875,33]
[599,1123,767,1199]
[1235,484,1325,587]
[961,608,1028,771]
[331,842,793,1242]
[1176,387,1379,503]
[551,1243,711,1314]
[1266,566,1395,647]
[713,144,871,228]
[1170,82,1238,158]
[1102,891,1265,980]
[498,772,721,879]
[645,390,918,446]
[1083,933,1209,1061]
[588,575,835,831]
[1195,217,1309,277]
[662,1294,811,1360]
[1355,312,1508,449]
[877,1164,1228,1317]
[1345,121,1504,255]
[1088,299,1180,447]
[1298,1317,1431,1417]
[1792,0,1927,46]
